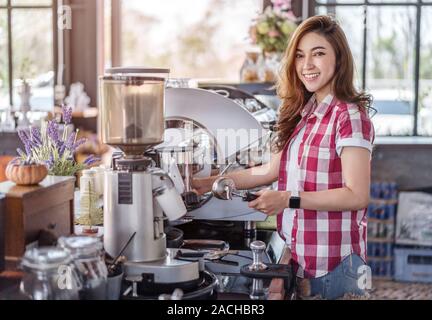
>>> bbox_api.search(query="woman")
[194,15,374,299]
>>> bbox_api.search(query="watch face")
[289,196,301,209]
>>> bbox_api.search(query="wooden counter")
[0,176,75,270]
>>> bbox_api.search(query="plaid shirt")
[277,94,374,278]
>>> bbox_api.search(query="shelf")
[53,106,98,118]
[368,218,395,224]
[368,237,395,243]
[370,198,398,205]
[368,256,394,262]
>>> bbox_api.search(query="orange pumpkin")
[5,158,48,186]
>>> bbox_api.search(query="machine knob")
[249,240,268,271]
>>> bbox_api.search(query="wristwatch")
[289,190,301,209]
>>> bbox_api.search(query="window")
[315,0,432,136]
[109,0,263,81]
[0,0,55,111]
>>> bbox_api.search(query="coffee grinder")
[99,68,215,299]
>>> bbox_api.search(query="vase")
[5,159,48,186]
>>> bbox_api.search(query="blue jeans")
[308,254,366,300]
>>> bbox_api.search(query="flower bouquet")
[16,105,99,177]
[249,1,297,54]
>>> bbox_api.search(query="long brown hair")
[273,15,372,152]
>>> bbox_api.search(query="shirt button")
[292,238,295,242]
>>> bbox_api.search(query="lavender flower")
[18,129,31,147]
[73,138,87,150]
[65,131,76,150]
[25,143,32,158]
[45,154,54,168]
[30,126,42,146]
[14,112,98,176]
[16,148,26,159]
[83,155,100,166]
[47,120,60,146]
[58,142,66,158]
[62,105,73,125]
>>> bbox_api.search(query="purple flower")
[65,131,76,150]
[47,120,60,146]
[73,138,87,150]
[45,154,54,168]
[18,129,31,146]
[58,142,66,158]
[84,155,100,166]
[16,148,26,158]
[62,105,73,125]
[25,143,32,157]
[30,126,42,146]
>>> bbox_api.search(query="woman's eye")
[314,52,325,56]
[295,53,303,59]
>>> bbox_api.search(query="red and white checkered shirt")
[277,94,374,278]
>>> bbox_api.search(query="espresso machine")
[99,68,217,299]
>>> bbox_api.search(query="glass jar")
[259,52,281,83]
[240,51,260,83]
[58,236,108,300]
[20,247,82,300]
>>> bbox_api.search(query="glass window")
[105,0,112,69]
[316,0,364,3]
[0,1,6,6]
[317,5,364,88]
[11,0,52,5]
[0,9,8,107]
[120,0,263,80]
[366,6,416,136]
[369,0,416,3]
[418,6,432,136]
[12,9,53,111]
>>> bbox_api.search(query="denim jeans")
[307,254,366,300]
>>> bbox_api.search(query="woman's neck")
[315,83,333,104]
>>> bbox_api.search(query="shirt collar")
[301,93,335,120]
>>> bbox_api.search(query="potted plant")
[15,105,99,178]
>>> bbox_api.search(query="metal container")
[157,145,194,193]
[20,247,82,300]
[99,67,170,155]
[58,236,108,300]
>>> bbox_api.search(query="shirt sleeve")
[336,106,375,157]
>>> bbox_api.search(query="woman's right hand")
[192,176,215,195]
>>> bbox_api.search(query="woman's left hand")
[248,190,290,216]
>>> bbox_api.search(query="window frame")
[314,0,432,137]
[0,0,57,108]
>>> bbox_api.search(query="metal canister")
[58,236,108,300]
